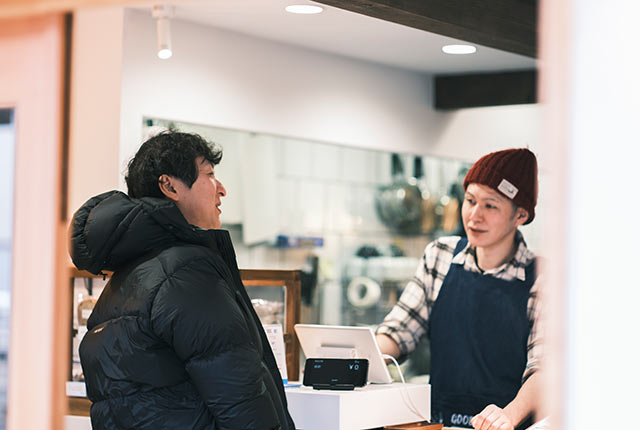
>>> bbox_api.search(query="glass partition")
[141,117,472,379]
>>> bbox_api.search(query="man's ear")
[158,174,179,201]
[515,207,529,226]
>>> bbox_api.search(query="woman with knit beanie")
[376,148,541,430]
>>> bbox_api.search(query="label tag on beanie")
[498,179,518,199]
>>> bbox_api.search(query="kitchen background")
[143,117,469,326]
[71,113,544,381]
[134,117,542,378]
[67,6,544,384]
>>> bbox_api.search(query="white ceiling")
[140,0,536,74]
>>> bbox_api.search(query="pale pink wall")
[540,1,640,428]
[68,7,123,216]
[0,14,66,430]
[539,0,570,427]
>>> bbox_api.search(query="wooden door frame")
[0,13,69,430]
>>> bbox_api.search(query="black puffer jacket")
[70,191,295,430]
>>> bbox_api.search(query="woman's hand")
[471,404,515,430]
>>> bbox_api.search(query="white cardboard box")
[64,415,91,430]
[66,381,87,397]
[285,383,430,430]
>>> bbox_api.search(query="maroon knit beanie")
[463,148,538,224]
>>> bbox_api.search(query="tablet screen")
[294,324,393,384]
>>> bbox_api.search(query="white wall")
[119,9,540,190]
[65,6,541,205]
[433,104,540,160]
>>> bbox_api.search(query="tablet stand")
[312,384,356,391]
[315,346,358,358]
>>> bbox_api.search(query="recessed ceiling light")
[442,44,477,55]
[285,5,324,14]
[157,48,172,60]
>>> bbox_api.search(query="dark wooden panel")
[314,0,537,58]
[435,70,537,109]
[60,12,72,222]
[0,109,12,125]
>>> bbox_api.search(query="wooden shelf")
[68,397,91,417]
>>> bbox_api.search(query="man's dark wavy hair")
[125,130,222,199]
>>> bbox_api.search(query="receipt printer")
[302,358,369,390]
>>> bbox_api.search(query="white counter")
[285,382,430,430]
[65,383,430,430]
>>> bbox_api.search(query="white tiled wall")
[310,141,341,181]
[146,120,468,263]
[227,138,469,286]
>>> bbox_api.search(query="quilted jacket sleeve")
[150,259,281,430]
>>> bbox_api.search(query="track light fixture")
[152,5,174,60]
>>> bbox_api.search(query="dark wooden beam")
[0,109,12,125]
[314,0,537,58]
[434,70,537,109]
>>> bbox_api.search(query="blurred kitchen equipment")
[444,167,469,237]
[440,191,460,234]
[375,154,423,235]
[76,293,96,327]
[342,245,419,326]
[355,244,404,259]
[347,276,382,309]
[251,298,284,324]
[300,255,319,306]
[319,258,342,325]
[435,162,462,235]
[413,157,438,235]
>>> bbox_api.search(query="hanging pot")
[375,154,423,235]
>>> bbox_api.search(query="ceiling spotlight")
[442,44,477,55]
[285,5,324,14]
[152,5,174,60]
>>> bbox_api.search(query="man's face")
[173,157,227,230]
[461,183,526,250]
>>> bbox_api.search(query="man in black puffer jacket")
[70,131,295,430]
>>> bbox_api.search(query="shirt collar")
[451,230,534,282]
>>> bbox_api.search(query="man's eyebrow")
[199,161,214,171]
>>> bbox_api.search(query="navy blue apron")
[428,238,535,429]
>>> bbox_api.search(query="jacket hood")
[70,190,210,274]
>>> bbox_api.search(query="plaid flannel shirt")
[376,230,543,381]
